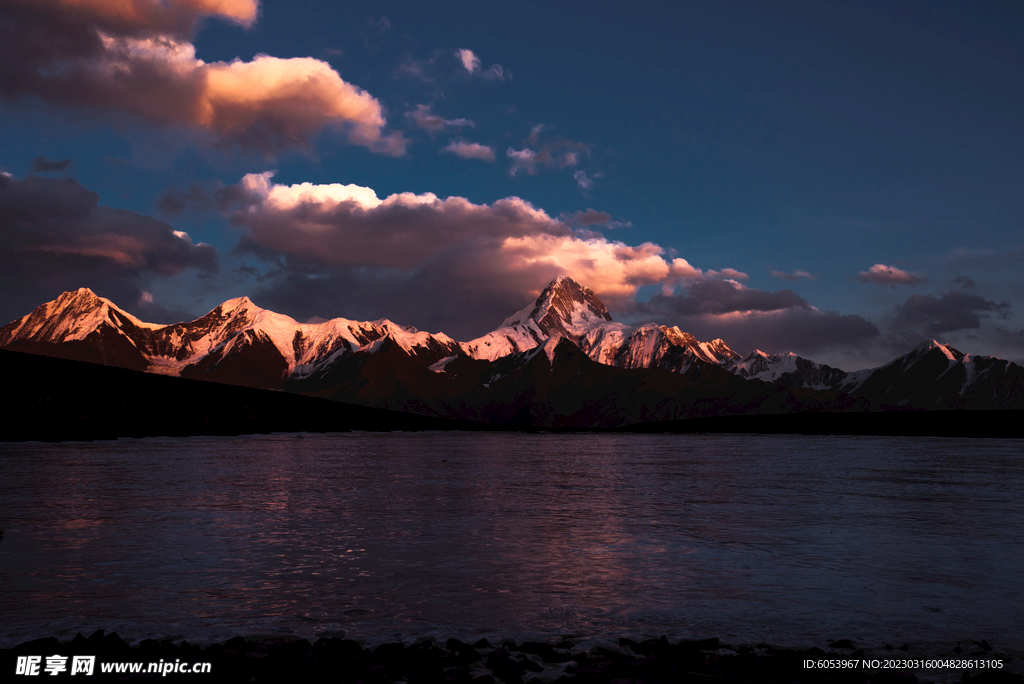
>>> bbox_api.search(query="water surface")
[1,433,1022,652]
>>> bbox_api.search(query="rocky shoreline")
[3,631,1021,683]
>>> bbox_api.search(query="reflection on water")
[1,433,1022,650]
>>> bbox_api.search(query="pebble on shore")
[3,631,1020,683]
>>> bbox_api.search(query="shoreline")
[3,631,1021,683]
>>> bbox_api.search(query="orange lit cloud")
[5,0,258,34]
[854,263,925,287]
[0,0,404,156]
[224,174,737,331]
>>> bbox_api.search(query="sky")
[1,0,1022,370]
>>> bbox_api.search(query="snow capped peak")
[1,287,162,344]
[500,276,613,335]
[52,287,104,311]
[216,296,261,315]
[914,339,964,362]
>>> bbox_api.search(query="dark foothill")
[974,640,993,652]
[473,638,491,649]
[900,644,910,651]
[830,639,856,649]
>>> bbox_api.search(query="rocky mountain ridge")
[2,277,1021,418]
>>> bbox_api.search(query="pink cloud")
[406,104,474,133]
[441,141,495,161]
[705,268,749,281]
[456,48,503,80]
[855,263,926,287]
[457,48,480,73]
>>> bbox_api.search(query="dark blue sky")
[1,0,1022,367]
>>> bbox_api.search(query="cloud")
[573,170,595,189]
[457,48,480,73]
[441,141,495,161]
[0,172,217,321]
[366,15,390,33]
[952,274,976,290]
[508,142,587,176]
[220,173,740,337]
[5,0,259,35]
[507,126,589,176]
[156,181,219,217]
[405,104,474,133]
[563,209,612,226]
[456,48,504,80]
[771,269,817,282]
[705,268,749,281]
[392,57,434,81]
[0,0,405,157]
[854,263,925,287]
[630,280,879,354]
[892,290,1011,336]
[646,279,808,317]
[29,156,74,173]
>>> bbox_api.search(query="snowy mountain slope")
[725,350,849,390]
[462,276,622,360]
[463,276,743,374]
[0,287,462,388]
[2,282,1021,414]
[837,340,1024,409]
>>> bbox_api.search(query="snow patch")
[428,355,458,373]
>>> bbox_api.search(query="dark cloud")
[644,279,809,316]
[892,290,1011,336]
[0,173,217,321]
[562,209,612,226]
[239,253,571,340]
[622,279,879,355]
[392,57,435,81]
[770,269,817,282]
[29,156,73,173]
[507,126,589,176]
[405,104,473,133]
[156,182,219,217]
[953,274,977,290]
[367,15,391,33]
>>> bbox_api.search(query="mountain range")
[2,276,1022,427]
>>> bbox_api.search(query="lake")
[1,432,1022,655]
